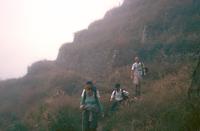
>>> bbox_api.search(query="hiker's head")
[115,83,120,90]
[84,84,93,92]
[84,81,93,93]
[134,56,139,62]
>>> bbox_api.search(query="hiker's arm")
[97,97,104,114]
[80,96,84,105]
[97,90,100,98]
[99,102,104,118]
[80,97,85,110]
[131,69,134,79]
[96,90,104,113]
[80,90,85,110]
[123,90,129,97]
[131,64,135,79]
[110,91,115,101]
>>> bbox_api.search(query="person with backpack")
[110,83,129,112]
[80,81,103,131]
[130,56,146,100]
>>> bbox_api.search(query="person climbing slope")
[130,56,146,100]
[80,81,103,131]
[110,83,129,112]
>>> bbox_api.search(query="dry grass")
[101,64,193,131]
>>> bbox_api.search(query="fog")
[0,0,123,80]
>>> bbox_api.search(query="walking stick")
[82,111,84,131]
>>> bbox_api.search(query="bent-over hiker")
[131,56,146,100]
[80,81,103,131]
[110,83,129,112]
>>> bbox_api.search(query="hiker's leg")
[136,75,142,97]
[134,85,137,97]
[90,128,97,131]
[83,111,90,131]
[85,128,90,131]
[137,84,141,97]
[90,112,98,130]
[135,84,139,97]
[133,75,139,97]
[110,101,119,112]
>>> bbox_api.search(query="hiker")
[130,56,146,100]
[80,81,103,131]
[110,83,129,112]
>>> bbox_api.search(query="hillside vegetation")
[0,0,199,130]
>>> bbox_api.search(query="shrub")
[7,121,28,131]
[48,107,81,131]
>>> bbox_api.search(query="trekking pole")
[82,111,84,131]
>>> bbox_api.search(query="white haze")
[0,0,123,80]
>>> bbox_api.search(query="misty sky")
[0,0,123,80]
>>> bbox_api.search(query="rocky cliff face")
[54,0,199,78]
[0,0,199,129]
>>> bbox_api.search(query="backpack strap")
[80,90,86,105]
[121,89,124,97]
[82,89,97,101]
[113,90,116,96]
[82,89,103,112]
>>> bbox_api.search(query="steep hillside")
[0,0,199,130]
[188,58,200,97]
[56,0,199,78]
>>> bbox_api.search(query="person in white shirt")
[110,83,129,112]
[131,56,145,99]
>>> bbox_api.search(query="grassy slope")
[0,0,199,130]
